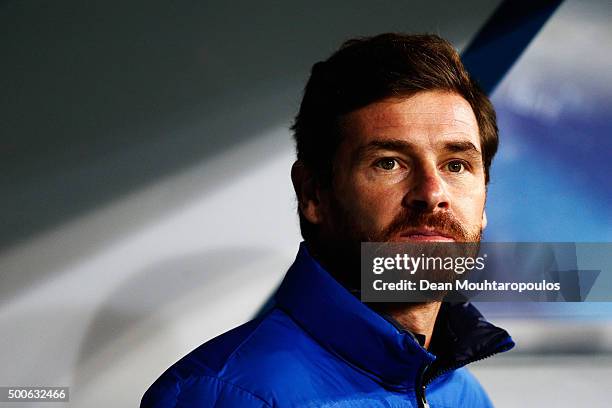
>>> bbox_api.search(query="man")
[142,33,514,408]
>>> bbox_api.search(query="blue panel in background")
[461,0,564,95]
[470,0,612,318]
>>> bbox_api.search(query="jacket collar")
[274,243,514,391]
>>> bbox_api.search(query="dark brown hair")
[292,33,499,240]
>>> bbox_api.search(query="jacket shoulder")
[140,374,271,408]
[141,308,319,407]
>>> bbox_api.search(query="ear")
[291,160,324,224]
[481,209,488,230]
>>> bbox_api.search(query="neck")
[379,302,442,349]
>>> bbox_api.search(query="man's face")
[317,90,487,249]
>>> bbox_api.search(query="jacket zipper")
[415,361,430,408]
[415,341,514,408]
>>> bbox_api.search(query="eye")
[447,160,465,173]
[375,158,399,171]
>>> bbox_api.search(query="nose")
[403,165,449,212]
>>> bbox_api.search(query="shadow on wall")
[70,246,278,394]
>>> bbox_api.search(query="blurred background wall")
[1,0,611,406]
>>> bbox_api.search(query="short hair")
[291,33,499,240]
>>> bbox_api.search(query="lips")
[399,228,455,242]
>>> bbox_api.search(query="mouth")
[398,228,455,242]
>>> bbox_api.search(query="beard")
[311,190,482,296]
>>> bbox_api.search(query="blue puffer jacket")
[142,243,514,407]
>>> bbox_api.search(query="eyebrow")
[354,139,482,161]
[443,141,482,157]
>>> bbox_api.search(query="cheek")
[342,174,407,226]
[448,185,486,224]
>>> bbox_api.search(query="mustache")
[374,209,470,241]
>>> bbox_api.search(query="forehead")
[339,91,480,149]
